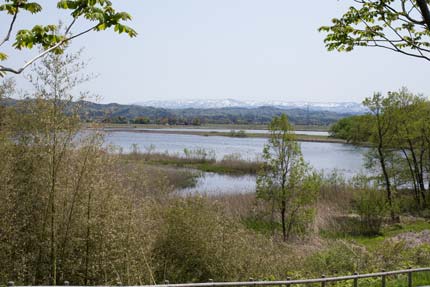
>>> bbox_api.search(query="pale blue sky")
[1,1,429,104]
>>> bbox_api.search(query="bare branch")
[0,22,99,75]
[0,5,19,47]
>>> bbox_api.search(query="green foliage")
[332,88,430,216]
[319,0,430,61]
[257,114,321,241]
[304,241,372,275]
[352,189,389,235]
[329,115,372,143]
[0,0,136,76]
[153,198,237,282]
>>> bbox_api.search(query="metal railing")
[6,267,430,287]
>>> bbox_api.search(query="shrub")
[353,189,389,235]
[304,240,372,276]
[152,197,298,283]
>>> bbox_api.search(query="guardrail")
[5,267,430,287]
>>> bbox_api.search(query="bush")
[152,197,298,283]
[353,189,389,235]
[303,240,372,276]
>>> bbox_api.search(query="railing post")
[321,275,326,287]
[353,272,358,287]
[381,270,386,287]
[408,267,413,287]
[286,276,291,287]
[7,282,14,287]
[64,281,70,286]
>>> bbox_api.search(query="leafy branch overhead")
[319,0,430,61]
[0,0,137,76]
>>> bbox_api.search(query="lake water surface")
[104,131,368,194]
[120,128,330,136]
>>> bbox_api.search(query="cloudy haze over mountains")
[134,99,367,114]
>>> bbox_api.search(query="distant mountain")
[135,99,248,109]
[2,98,359,126]
[79,101,355,126]
[134,99,367,114]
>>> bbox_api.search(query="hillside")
[79,101,356,126]
[2,98,358,126]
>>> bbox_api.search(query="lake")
[104,130,368,194]
[106,128,329,136]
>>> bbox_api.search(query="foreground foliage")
[320,0,430,62]
[0,0,136,76]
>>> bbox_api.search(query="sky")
[1,0,429,104]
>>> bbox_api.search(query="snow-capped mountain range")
[134,99,366,114]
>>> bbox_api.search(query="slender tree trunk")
[401,148,420,206]
[281,200,287,242]
[375,110,395,220]
[407,140,426,207]
[377,146,393,208]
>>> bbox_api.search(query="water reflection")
[180,172,256,195]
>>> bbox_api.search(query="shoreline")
[96,127,347,144]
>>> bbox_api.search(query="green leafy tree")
[363,93,398,218]
[329,114,373,143]
[256,114,320,241]
[387,88,428,207]
[320,0,430,61]
[0,0,136,76]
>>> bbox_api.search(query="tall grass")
[121,148,263,175]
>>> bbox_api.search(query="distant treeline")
[1,98,356,126]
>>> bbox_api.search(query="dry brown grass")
[209,192,257,218]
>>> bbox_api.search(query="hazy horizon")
[1,1,429,105]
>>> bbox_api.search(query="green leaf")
[0,52,7,61]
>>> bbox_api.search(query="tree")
[329,114,373,143]
[0,0,136,76]
[363,93,398,218]
[319,0,430,61]
[387,88,428,207]
[256,114,320,241]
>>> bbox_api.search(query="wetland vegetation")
[1,28,430,287]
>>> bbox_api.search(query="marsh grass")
[120,150,264,175]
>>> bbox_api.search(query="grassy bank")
[120,151,263,175]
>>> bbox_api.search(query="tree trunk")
[377,146,393,209]
[281,200,287,242]
[401,148,420,206]
[416,0,430,31]
[407,139,426,207]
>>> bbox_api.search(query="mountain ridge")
[133,98,366,114]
